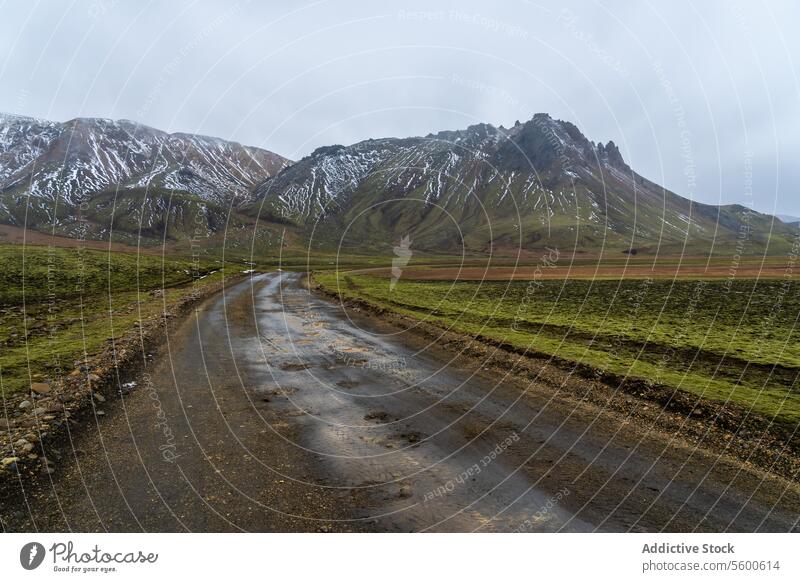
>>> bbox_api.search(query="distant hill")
[777,214,800,227]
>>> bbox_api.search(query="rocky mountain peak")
[596,140,626,168]
[310,144,347,158]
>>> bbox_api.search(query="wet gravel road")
[4,272,799,532]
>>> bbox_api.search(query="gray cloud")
[1,0,798,215]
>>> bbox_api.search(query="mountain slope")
[2,112,794,256]
[0,113,290,243]
[249,114,797,255]
[0,113,289,205]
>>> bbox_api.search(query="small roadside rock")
[30,382,51,395]
[18,400,32,410]
[399,485,413,499]
[93,392,106,403]
[19,442,34,454]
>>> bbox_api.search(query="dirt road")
[3,272,798,532]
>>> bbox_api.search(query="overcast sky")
[1,0,798,215]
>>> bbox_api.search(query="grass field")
[316,269,800,426]
[353,255,796,281]
[6,237,800,428]
[0,243,225,394]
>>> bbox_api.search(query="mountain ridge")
[0,114,290,206]
[0,113,290,247]
[0,111,795,256]
[248,113,796,255]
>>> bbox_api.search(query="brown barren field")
[0,224,155,253]
[356,257,795,280]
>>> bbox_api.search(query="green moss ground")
[0,243,224,394]
[317,272,800,425]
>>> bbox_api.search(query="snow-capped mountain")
[1,111,794,254]
[0,114,62,184]
[0,113,290,245]
[0,113,289,209]
[250,114,797,254]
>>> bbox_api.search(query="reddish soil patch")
[0,224,161,254]
[360,261,795,281]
